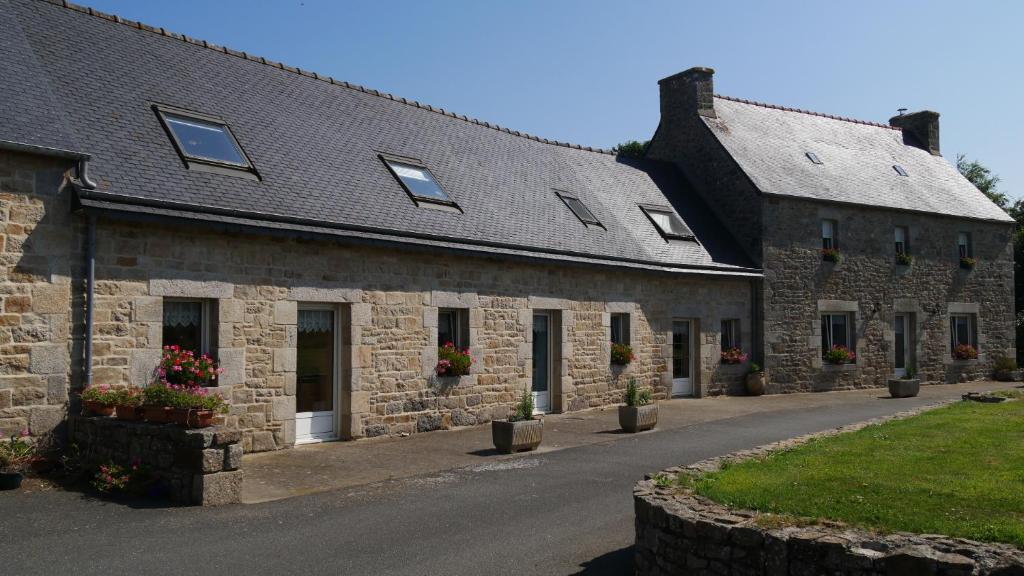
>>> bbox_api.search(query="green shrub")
[509,390,534,422]
[995,356,1018,372]
[624,378,652,407]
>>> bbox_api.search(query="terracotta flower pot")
[619,404,658,433]
[745,372,766,396]
[83,400,114,417]
[141,405,173,423]
[114,404,143,421]
[172,408,215,428]
[492,419,543,453]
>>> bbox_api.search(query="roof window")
[155,106,254,173]
[806,152,823,165]
[555,190,602,228]
[381,156,456,207]
[640,205,693,240]
[893,165,909,177]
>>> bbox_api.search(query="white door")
[532,312,551,413]
[296,306,338,443]
[672,320,693,396]
[894,314,909,377]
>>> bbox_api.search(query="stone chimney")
[889,110,940,155]
[658,66,716,119]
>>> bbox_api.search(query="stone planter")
[83,400,114,417]
[492,419,543,453]
[0,472,24,490]
[619,404,658,433]
[888,378,920,398]
[745,372,766,396]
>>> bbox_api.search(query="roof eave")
[0,139,90,160]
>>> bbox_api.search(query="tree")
[957,153,1009,209]
[613,140,649,159]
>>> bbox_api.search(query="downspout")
[74,159,98,387]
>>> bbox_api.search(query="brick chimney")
[658,66,716,119]
[889,110,940,155]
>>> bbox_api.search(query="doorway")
[296,305,338,443]
[532,312,552,413]
[672,319,693,397]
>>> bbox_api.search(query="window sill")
[951,358,980,366]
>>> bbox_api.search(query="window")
[957,232,972,258]
[894,226,909,255]
[382,156,454,206]
[805,152,823,165]
[721,319,740,350]
[893,165,909,177]
[438,308,469,349]
[820,313,854,355]
[610,313,630,346]
[949,314,977,353]
[155,107,253,170]
[821,219,837,250]
[640,206,693,240]
[163,299,215,355]
[555,190,602,228]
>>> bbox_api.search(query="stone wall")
[70,416,242,505]
[762,197,1015,392]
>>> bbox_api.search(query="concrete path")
[0,382,1008,576]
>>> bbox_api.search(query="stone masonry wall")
[762,197,1015,393]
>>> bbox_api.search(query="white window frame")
[949,313,977,353]
[957,232,972,258]
[438,308,469,350]
[822,219,837,250]
[721,318,741,350]
[610,313,630,346]
[820,312,854,356]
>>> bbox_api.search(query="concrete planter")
[492,419,543,453]
[0,472,24,491]
[619,404,658,433]
[888,378,920,398]
[745,372,766,396]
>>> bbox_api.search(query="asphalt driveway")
[0,382,1006,576]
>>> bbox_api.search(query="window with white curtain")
[162,299,214,355]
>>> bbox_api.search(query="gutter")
[0,139,90,161]
[69,159,98,387]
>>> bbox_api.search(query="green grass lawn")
[687,396,1024,547]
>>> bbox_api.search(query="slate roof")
[706,96,1013,223]
[0,0,757,275]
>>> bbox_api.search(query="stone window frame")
[894,225,909,256]
[821,218,838,250]
[424,291,482,379]
[814,300,861,371]
[946,302,982,365]
[437,308,470,350]
[161,297,217,357]
[957,231,973,259]
[890,299,925,377]
[525,297,573,413]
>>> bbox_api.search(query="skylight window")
[893,165,909,177]
[381,156,454,206]
[640,205,693,240]
[555,190,602,228]
[806,152,823,165]
[155,106,253,171]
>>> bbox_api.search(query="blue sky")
[86,0,1023,200]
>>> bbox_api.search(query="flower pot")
[618,404,658,433]
[745,372,766,396]
[172,408,215,428]
[491,419,543,453]
[83,400,114,417]
[114,404,144,421]
[888,378,920,398]
[0,472,24,491]
[141,405,173,423]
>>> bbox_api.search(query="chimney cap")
[659,66,715,85]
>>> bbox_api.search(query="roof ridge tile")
[714,94,900,131]
[44,0,615,154]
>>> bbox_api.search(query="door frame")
[894,313,910,378]
[532,311,554,414]
[295,303,341,445]
[671,318,695,397]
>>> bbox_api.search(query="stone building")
[0,0,1013,451]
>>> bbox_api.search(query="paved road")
[0,385,997,576]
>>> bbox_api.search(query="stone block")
[29,405,63,434]
[218,298,244,323]
[200,448,224,473]
[273,300,297,325]
[216,347,245,386]
[287,287,362,303]
[29,344,68,375]
[129,348,162,386]
[350,303,372,327]
[0,389,11,409]
[149,279,233,299]
[213,428,242,446]
[133,296,163,322]
[272,348,296,373]
[31,283,69,314]
[271,395,295,422]
[191,470,243,506]
[251,431,276,452]
[223,443,243,471]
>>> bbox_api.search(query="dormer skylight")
[381,155,457,207]
[806,152,823,165]
[893,165,909,177]
[640,205,693,240]
[555,190,602,228]
[154,106,255,174]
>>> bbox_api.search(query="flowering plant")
[960,256,977,269]
[896,252,914,266]
[112,387,143,407]
[720,347,749,364]
[953,344,979,360]
[436,342,473,377]
[0,430,34,473]
[611,342,636,365]
[91,459,152,494]
[823,345,856,365]
[158,345,222,387]
[142,382,228,413]
[81,384,119,406]
[821,248,842,264]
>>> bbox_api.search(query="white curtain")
[298,309,333,334]
[163,301,201,328]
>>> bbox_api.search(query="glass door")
[532,313,551,413]
[296,306,337,443]
[894,314,908,377]
[672,320,693,396]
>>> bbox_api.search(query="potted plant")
[953,344,979,361]
[435,342,473,378]
[960,256,977,270]
[896,252,913,266]
[993,356,1018,382]
[619,378,657,433]
[0,431,34,491]
[81,384,117,416]
[492,390,543,453]
[720,347,748,365]
[611,342,635,366]
[169,385,228,428]
[158,345,223,387]
[113,387,144,421]
[824,345,857,365]
[140,382,176,423]
[888,366,920,398]
[745,363,766,396]
[821,248,842,264]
